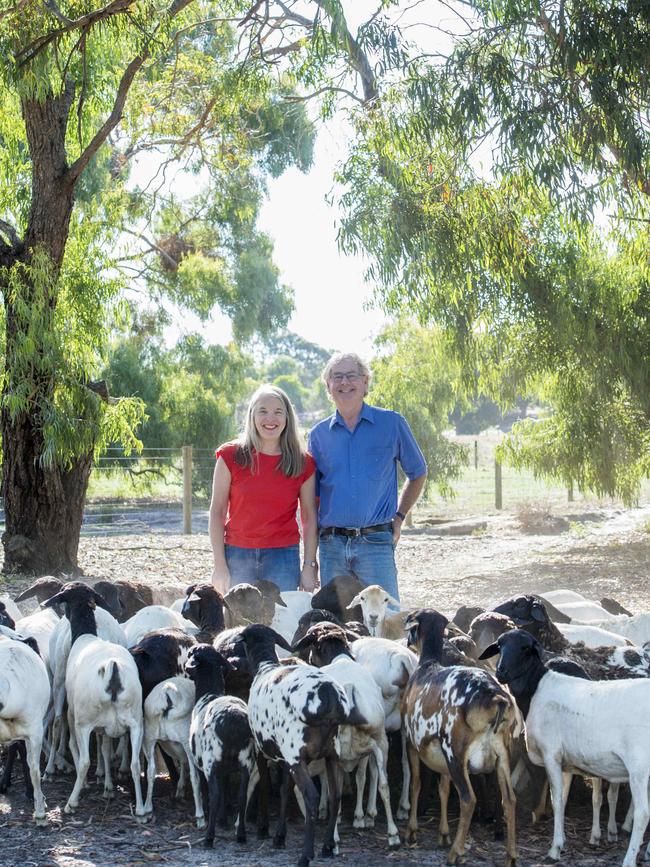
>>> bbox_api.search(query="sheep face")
[479,627,544,687]
[346,585,400,637]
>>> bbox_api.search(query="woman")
[209,384,318,594]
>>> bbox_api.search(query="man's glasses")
[330,372,362,383]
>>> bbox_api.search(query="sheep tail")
[105,660,123,702]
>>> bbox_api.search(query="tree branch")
[0,219,23,249]
[66,0,195,182]
[16,0,136,66]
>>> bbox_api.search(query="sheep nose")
[369,615,378,625]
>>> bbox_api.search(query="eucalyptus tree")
[334,0,650,503]
[0,1,401,574]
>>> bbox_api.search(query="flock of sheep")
[1,573,650,866]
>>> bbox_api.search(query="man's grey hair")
[321,352,372,390]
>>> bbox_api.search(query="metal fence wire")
[1,437,648,537]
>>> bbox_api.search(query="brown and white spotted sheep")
[492,595,650,679]
[185,644,255,848]
[241,623,365,867]
[402,609,520,867]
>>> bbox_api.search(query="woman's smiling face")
[253,394,287,445]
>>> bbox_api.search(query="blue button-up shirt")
[308,403,427,529]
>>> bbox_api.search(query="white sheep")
[482,628,650,867]
[346,585,404,639]
[0,635,51,824]
[123,605,198,647]
[351,635,418,821]
[45,600,127,778]
[142,676,203,825]
[43,583,146,820]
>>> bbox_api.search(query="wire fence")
[2,435,648,537]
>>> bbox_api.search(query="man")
[308,352,427,601]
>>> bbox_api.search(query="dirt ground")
[1,501,650,867]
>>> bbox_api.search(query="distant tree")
[370,321,468,497]
[272,374,309,413]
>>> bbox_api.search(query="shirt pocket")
[365,447,393,481]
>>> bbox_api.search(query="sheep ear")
[42,590,67,609]
[531,602,547,623]
[15,577,63,603]
[346,593,364,610]
[478,642,501,660]
[89,588,112,611]
[185,584,196,597]
[291,634,314,653]
[270,628,292,652]
[386,593,400,608]
[276,595,288,608]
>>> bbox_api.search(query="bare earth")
[1,502,650,867]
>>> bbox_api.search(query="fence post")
[474,439,478,470]
[495,459,502,510]
[568,480,574,503]
[182,445,192,535]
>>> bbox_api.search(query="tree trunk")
[1,413,92,575]
[1,84,94,576]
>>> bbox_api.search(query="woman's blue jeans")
[225,543,300,592]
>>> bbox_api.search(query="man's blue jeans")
[318,529,400,602]
[224,544,300,592]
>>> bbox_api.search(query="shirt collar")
[330,402,374,429]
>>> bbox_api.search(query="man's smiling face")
[327,357,368,414]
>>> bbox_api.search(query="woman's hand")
[299,563,319,593]
[211,566,231,596]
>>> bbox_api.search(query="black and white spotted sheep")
[185,644,255,848]
[402,609,520,867]
[240,623,365,867]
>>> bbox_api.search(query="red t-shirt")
[216,443,316,548]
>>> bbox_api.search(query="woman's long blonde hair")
[235,384,306,477]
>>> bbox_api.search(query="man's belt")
[320,522,393,538]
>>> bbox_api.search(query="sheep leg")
[532,778,549,824]
[589,777,602,844]
[117,734,130,779]
[397,727,411,820]
[203,767,221,847]
[322,754,342,857]
[274,763,291,848]
[291,761,318,867]
[254,755,270,838]
[0,742,29,798]
[353,756,369,828]
[101,735,115,799]
[183,746,205,828]
[372,737,400,848]
[438,774,451,846]
[623,793,634,833]
[143,738,157,816]
[405,742,422,846]
[318,769,329,820]
[65,724,91,813]
[546,760,567,860]
[236,766,249,843]
[128,723,147,822]
[607,782,620,842]
[25,734,47,824]
[446,756,477,864]
[494,748,517,867]
[365,757,378,826]
[624,772,650,867]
